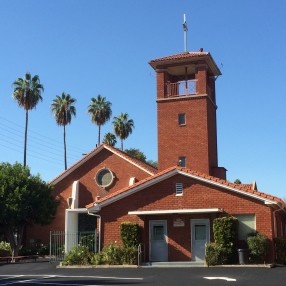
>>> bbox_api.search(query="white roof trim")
[51,144,155,185]
[88,168,281,211]
[66,208,88,213]
[88,169,178,210]
[104,145,155,175]
[177,170,278,206]
[128,208,223,215]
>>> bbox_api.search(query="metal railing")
[166,80,196,97]
[137,243,145,266]
[49,231,97,262]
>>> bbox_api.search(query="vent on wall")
[176,183,183,195]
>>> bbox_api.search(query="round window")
[95,168,114,188]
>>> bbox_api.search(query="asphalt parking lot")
[0,261,285,286]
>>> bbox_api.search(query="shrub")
[205,243,230,266]
[19,244,49,256]
[247,233,268,263]
[121,246,138,265]
[62,245,91,266]
[120,222,140,248]
[100,243,122,265]
[213,216,238,264]
[90,252,104,265]
[274,237,286,264]
[0,241,12,256]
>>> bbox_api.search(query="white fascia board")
[177,170,278,206]
[128,208,223,215]
[51,146,105,185]
[52,145,155,185]
[104,145,155,176]
[98,169,178,209]
[66,208,89,213]
[87,204,101,212]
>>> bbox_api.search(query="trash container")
[238,249,249,265]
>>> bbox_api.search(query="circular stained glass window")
[95,168,114,188]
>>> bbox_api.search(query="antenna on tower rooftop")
[183,14,188,52]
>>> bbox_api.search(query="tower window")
[176,183,183,196]
[178,113,186,125]
[178,156,186,167]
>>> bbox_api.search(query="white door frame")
[149,220,168,262]
[191,219,210,261]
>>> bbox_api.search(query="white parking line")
[204,276,237,282]
[0,274,143,285]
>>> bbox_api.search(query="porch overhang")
[128,208,223,216]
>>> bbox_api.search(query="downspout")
[87,212,101,253]
[273,207,283,238]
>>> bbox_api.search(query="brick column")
[195,64,208,95]
[156,69,168,99]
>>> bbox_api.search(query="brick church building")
[28,50,286,263]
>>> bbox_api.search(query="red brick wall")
[157,96,218,174]
[98,174,275,262]
[26,149,152,244]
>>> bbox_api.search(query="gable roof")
[149,51,221,76]
[50,143,157,185]
[87,166,285,211]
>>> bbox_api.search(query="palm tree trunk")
[24,110,28,167]
[64,124,67,170]
[98,125,101,146]
[121,139,123,151]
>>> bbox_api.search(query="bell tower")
[149,50,226,179]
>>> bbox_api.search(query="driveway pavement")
[0,261,285,285]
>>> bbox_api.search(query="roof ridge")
[50,143,157,185]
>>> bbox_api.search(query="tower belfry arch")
[149,50,226,179]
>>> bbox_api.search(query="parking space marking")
[204,276,237,282]
[0,274,144,285]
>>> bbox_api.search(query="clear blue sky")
[0,0,285,199]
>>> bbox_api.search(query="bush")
[120,222,140,248]
[205,243,230,266]
[0,241,12,256]
[247,233,268,263]
[213,216,238,264]
[100,243,122,265]
[274,237,286,264]
[121,246,138,265]
[62,245,91,266]
[19,244,49,256]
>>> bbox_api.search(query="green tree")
[88,95,112,146]
[146,160,158,168]
[113,113,134,151]
[12,73,44,167]
[103,132,117,147]
[0,162,58,256]
[234,179,242,184]
[125,148,146,162]
[51,93,76,170]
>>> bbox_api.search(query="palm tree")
[103,132,117,147]
[51,93,76,170]
[113,113,134,151]
[12,72,44,167]
[88,95,112,146]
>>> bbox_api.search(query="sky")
[0,0,285,199]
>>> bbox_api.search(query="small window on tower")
[179,156,186,167]
[178,113,186,126]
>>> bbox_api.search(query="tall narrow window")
[179,156,186,167]
[178,113,186,125]
[176,183,183,196]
